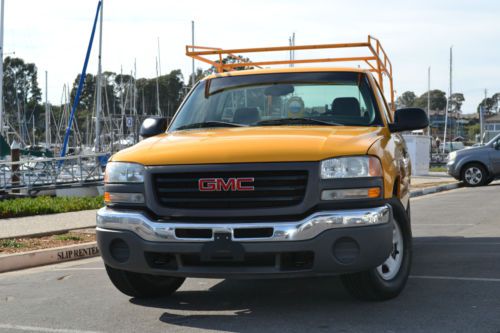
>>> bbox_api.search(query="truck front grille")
[153,170,308,209]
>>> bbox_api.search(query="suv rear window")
[169,72,382,131]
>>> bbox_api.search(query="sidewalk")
[1,209,97,239]
[410,171,458,190]
[1,172,461,239]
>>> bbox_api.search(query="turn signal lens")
[367,187,381,198]
[104,192,145,205]
[321,187,381,200]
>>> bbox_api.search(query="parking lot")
[1,184,500,333]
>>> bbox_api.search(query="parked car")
[447,133,500,186]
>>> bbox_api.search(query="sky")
[3,0,500,114]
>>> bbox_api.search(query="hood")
[111,126,385,165]
[458,145,490,155]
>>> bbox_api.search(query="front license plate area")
[201,232,245,262]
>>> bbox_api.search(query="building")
[484,113,500,141]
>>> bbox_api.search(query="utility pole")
[95,0,103,153]
[442,46,452,154]
[449,46,453,144]
[0,0,4,136]
[427,66,431,136]
[155,57,161,116]
[480,89,487,143]
[289,33,296,67]
[157,37,162,77]
[191,20,195,87]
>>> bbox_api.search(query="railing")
[0,153,108,192]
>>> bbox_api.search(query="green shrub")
[0,196,104,219]
[54,234,83,241]
[1,239,24,248]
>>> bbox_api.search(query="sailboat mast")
[0,0,4,136]
[45,70,51,149]
[191,20,195,86]
[95,0,103,153]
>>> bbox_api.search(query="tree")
[491,92,500,113]
[466,123,480,142]
[450,93,465,114]
[70,73,96,112]
[414,90,447,111]
[477,97,495,113]
[2,57,42,135]
[203,55,254,75]
[188,68,206,87]
[136,69,185,118]
[396,91,417,108]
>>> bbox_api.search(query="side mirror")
[494,141,500,150]
[139,117,168,139]
[389,108,429,133]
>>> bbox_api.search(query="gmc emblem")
[198,177,255,192]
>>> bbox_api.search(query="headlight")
[104,162,145,183]
[447,151,457,162]
[321,156,382,179]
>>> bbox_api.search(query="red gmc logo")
[198,178,255,192]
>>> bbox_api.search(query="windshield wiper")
[175,121,247,131]
[256,118,341,126]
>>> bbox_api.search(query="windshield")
[169,72,383,132]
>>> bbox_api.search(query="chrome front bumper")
[96,205,392,243]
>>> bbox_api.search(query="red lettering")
[198,178,217,191]
[236,178,255,191]
[198,177,255,191]
[218,178,236,191]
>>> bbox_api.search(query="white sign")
[126,117,133,128]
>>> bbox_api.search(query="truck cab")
[97,37,428,301]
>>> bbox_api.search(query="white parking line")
[414,242,500,245]
[0,324,103,333]
[410,275,500,282]
[412,223,475,226]
[54,268,104,271]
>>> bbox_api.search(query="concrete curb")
[0,242,99,273]
[410,182,463,198]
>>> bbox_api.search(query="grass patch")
[1,239,25,248]
[0,196,103,219]
[54,234,83,241]
[430,166,447,172]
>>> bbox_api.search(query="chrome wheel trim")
[464,167,482,185]
[376,220,404,281]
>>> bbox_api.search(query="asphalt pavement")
[1,183,500,333]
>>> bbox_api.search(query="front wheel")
[341,204,411,301]
[461,163,487,187]
[105,265,185,298]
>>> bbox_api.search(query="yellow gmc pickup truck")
[97,37,428,301]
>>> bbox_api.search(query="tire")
[461,163,487,187]
[341,202,412,301]
[105,265,185,298]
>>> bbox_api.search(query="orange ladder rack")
[186,35,394,110]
